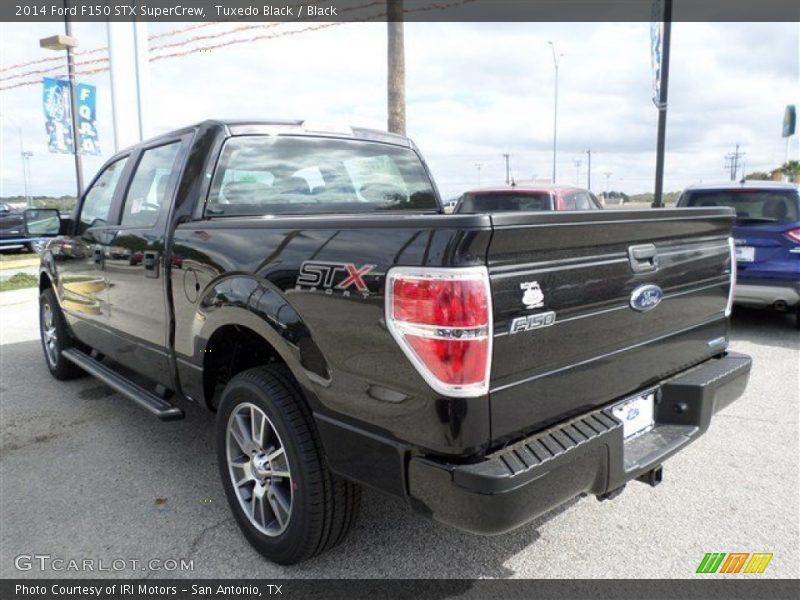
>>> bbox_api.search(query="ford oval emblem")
[630,284,663,312]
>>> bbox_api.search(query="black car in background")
[0,202,46,253]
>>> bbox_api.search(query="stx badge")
[296,261,376,298]
[520,281,545,309]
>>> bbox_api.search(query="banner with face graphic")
[43,77,100,155]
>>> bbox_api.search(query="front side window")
[206,136,438,216]
[120,142,182,228]
[79,157,128,234]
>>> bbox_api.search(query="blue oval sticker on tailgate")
[630,284,663,312]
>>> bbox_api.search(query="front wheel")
[39,288,84,380]
[28,240,47,254]
[216,365,361,564]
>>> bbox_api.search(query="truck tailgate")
[487,208,735,442]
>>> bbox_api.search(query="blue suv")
[678,182,800,328]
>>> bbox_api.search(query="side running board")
[62,348,184,421]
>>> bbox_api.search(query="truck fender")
[191,274,330,395]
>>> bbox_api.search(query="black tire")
[216,365,361,564]
[39,288,85,380]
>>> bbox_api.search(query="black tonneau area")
[486,208,735,443]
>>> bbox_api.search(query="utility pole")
[475,163,483,187]
[502,153,510,185]
[548,41,563,184]
[724,144,745,181]
[652,0,672,208]
[604,171,612,197]
[586,149,592,190]
[574,159,582,186]
[387,0,406,135]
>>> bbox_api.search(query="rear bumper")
[407,351,751,535]
[734,279,800,308]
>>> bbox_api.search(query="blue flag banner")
[76,82,100,154]
[43,77,73,154]
[42,77,100,155]
[650,21,663,107]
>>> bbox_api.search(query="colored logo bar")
[697,552,773,574]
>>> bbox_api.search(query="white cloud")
[1,20,797,199]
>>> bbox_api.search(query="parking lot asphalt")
[0,291,797,579]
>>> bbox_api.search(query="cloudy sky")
[1,20,798,199]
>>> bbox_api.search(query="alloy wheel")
[42,301,58,367]
[226,402,293,536]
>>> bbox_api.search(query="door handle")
[93,246,104,264]
[628,244,659,273]
[143,251,160,279]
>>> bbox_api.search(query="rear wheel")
[39,288,84,380]
[216,365,361,564]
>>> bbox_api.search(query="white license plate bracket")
[611,391,655,440]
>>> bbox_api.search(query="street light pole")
[586,148,592,190]
[40,0,83,200]
[22,151,33,206]
[652,0,672,208]
[64,9,83,199]
[548,41,563,184]
[475,163,483,187]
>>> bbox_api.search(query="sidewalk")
[0,286,38,307]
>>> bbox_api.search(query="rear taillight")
[386,267,492,397]
[785,228,800,244]
[726,237,736,317]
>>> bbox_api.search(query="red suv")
[453,184,602,213]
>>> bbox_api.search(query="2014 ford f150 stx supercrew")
[29,120,751,564]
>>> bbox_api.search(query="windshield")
[682,190,799,224]
[206,136,438,216]
[456,192,552,213]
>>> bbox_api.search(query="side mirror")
[23,208,61,237]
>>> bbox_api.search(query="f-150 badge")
[520,281,545,309]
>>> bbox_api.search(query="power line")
[0,0,411,83]
[2,0,473,91]
[0,23,344,90]
[0,22,229,74]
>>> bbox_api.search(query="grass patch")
[0,272,38,292]
[0,254,40,270]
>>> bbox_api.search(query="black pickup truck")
[29,120,751,564]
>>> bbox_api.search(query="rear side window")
[456,192,551,213]
[79,157,128,234]
[206,136,437,216]
[120,142,182,228]
[682,190,799,224]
